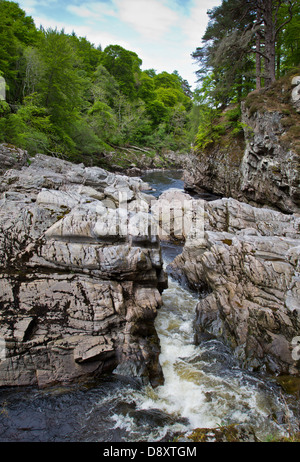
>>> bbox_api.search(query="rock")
[0,144,29,173]
[169,197,300,376]
[151,189,203,241]
[240,103,300,214]
[0,152,150,201]
[183,76,300,214]
[0,147,166,388]
[177,424,258,442]
[291,75,300,112]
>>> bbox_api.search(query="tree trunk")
[261,0,276,87]
[255,6,262,89]
[256,39,262,89]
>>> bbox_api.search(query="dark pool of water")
[141,170,185,197]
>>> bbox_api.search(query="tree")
[91,64,120,109]
[100,45,142,99]
[87,100,118,143]
[0,0,39,103]
[137,72,156,103]
[69,34,102,76]
[192,0,299,105]
[256,0,296,86]
[154,71,182,90]
[274,1,300,75]
[192,0,256,105]
[37,29,86,132]
[0,1,194,160]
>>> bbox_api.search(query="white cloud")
[66,2,117,21]
[180,0,222,48]
[32,14,132,51]
[114,0,179,40]
[18,0,58,15]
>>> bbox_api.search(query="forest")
[0,0,299,166]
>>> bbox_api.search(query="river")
[0,170,298,442]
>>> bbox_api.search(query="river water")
[0,170,299,442]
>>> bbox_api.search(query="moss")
[274,433,300,442]
[55,207,71,221]
[265,432,300,443]
[287,125,300,138]
[185,424,249,442]
[222,239,232,246]
[244,68,300,117]
[276,375,300,396]
[281,117,294,128]
[242,69,300,158]
[195,108,246,167]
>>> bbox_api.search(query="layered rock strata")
[0,146,167,388]
[169,193,300,376]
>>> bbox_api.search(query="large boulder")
[0,149,167,388]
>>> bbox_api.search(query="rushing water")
[0,170,299,442]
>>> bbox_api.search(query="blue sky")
[17,0,222,89]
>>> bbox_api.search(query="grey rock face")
[183,77,300,214]
[0,148,166,388]
[291,76,300,113]
[169,197,300,376]
[240,105,300,214]
[0,144,29,174]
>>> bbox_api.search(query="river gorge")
[0,167,299,443]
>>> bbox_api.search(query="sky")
[16,0,222,90]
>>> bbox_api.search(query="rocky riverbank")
[0,137,299,391]
[0,144,167,388]
[172,74,300,378]
[86,145,190,177]
[167,191,300,377]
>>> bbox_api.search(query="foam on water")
[131,277,296,439]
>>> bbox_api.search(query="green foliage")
[0,0,39,103]
[154,71,181,90]
[37,29,85,125]
[193,0,300,107]
[87,101,118,143]
[137,72,156,102]
[277,2,300,74]
[100,44,142,100]
[0,100,10,117]
[0,0,194,164]
[224,106,244,136]
[194,104,244,151]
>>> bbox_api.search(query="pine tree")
[192,0,298,105]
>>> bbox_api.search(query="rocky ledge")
[0,145,167,388]
[168,191,300,377]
